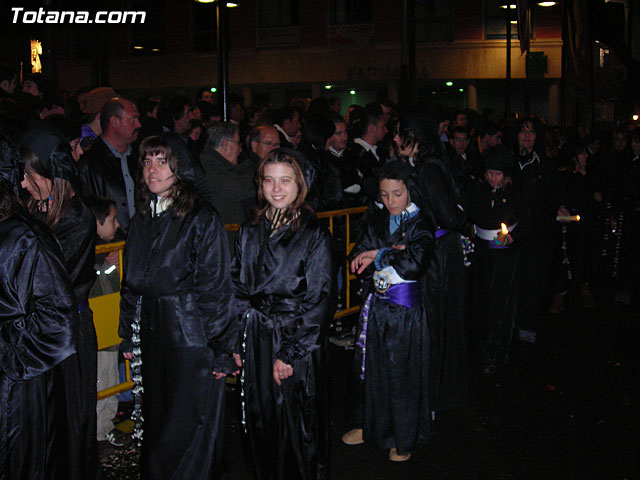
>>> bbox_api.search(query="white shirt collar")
[274,124,292,143]
[354,138,379,160]
[329,146,344,157]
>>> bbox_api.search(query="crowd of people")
[1,64,639,479]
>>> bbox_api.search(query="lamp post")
[501,2,515,124]
[216,0,229,121]
[196,0,238,121]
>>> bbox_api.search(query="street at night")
[100,288,638,479]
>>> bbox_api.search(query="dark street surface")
[101,287,639,479]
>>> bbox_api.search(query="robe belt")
[249,296,300,315]
[435,228,449,239]
[374,282,421,310]
[78,300,90,313]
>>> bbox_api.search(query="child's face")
[97,205,119,242]
[379,178,409,216]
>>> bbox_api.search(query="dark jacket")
[201,149,256,228]
[78,137,138,234]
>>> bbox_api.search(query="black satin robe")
[462,180,531,370]
[415,155,470,411]
[36,196,98,480]
[232,211,334,480]
[0,212,76,480]
[350,207,434,455]
[119,200,235,480]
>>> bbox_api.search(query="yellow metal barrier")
[92,206,367,400]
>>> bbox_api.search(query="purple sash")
[376,282,422,309]
[435,228,449,239]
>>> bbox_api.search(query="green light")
[459,88,464,93]
[350,90,356,95]
[324,85,332,90]
[445,81,453,87]
[210,87,217,93]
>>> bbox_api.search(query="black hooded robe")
[231,211,334,480]
[416,156,470,411]
[350,205,434,455]
[35,196,98,480]
[462,179,531,370]
[0,212,77,480]
[118,200,235,480]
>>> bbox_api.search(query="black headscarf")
[483,144,515,176]
[375,160,423,208]
[18,121,80,192]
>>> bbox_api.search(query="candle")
[500,223,508,235]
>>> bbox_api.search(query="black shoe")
[106,428,132,447]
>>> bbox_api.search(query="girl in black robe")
[232,150,334,479]
[0,178,77,480]
[118,135,236,479]
[19,123,98,479]
[344,161,434,462]
[462,146,531,374]
[395,115,472,412]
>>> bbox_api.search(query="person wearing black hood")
[462,146,531,374]
[0,177,78,480]
[342,160,434,462]
[118,134,236,479]
[18,122,98,479]
[511,118,569,343]
[394,113,472,412]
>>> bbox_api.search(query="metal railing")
[92,206,367,399]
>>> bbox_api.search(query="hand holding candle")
[494,222,512,246]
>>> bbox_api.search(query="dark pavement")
[100,288,639,479]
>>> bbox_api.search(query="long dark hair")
[20,146,74,226]
[395,115,441,164]
[0,177,22,222]
[137,136,197,218]
[253,150,312,232]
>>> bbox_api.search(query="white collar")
[274,124,292,143]
[354,137,376,152]
[151,196,172,216]
[354,138,379,160]
[329,146,344,157]
[519,151,540,170]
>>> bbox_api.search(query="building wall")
[51,0,562,117]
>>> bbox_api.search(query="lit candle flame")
[501,223,508,235]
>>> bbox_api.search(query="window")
[191,2,217,52]
[484,0,519,40]
[129,0,165,55]
[416,0,453,42]
[329,0,372,25]
[258,0,299,28]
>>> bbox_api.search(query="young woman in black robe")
[0,178,77,480]
[462,146,531,374]
[232,150,334,479]
[19,123,98,479]
[395,115,472,412]
[343,161,434,462]
[118,135,236,479]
